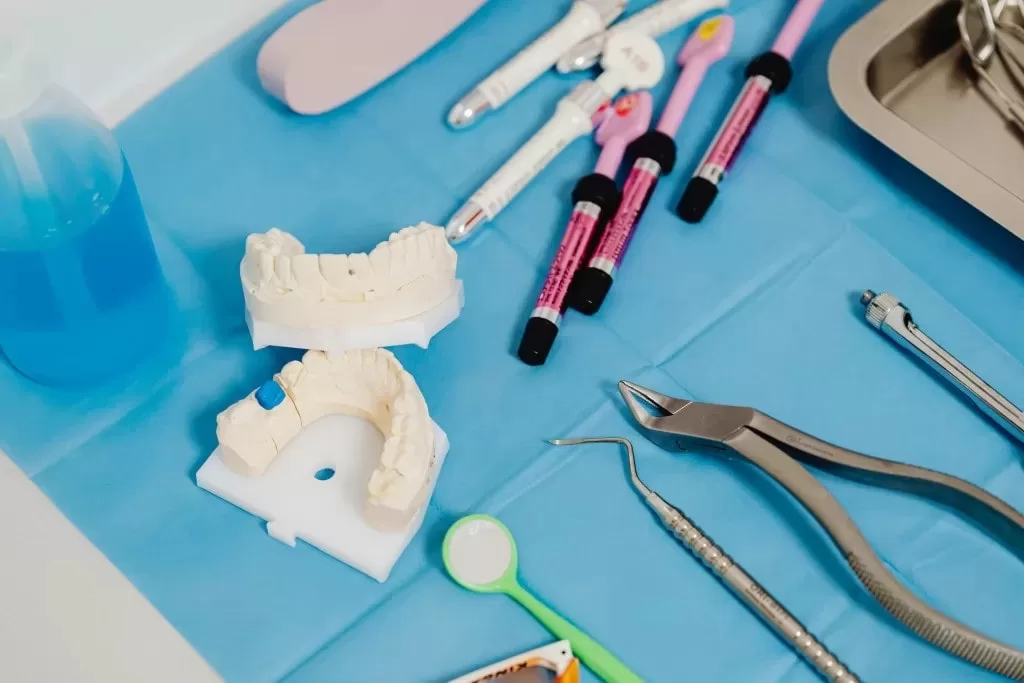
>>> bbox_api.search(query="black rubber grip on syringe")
[569,267,613,315]
[627,130,677,174]
[518,317,560,366]
[745,50,793,94]
[572,172,621,215]
[676,178,718,223]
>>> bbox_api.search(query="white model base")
[196,414,449,583]
[246,281,464,352]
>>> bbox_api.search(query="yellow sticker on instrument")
[698,17,723,40]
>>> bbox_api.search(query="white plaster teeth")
[388,238,410,279]
[259,251,277,288]
[215,388,302,477]
[275,254,296,291]
[318,254,363,302]
[368,241,391,288]
[215,349,436,532]
[241,222,460,332]
[291,254,322,298]
[244,228,305,292]
[347,252,375,298]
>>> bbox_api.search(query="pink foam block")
[258,0,486,115]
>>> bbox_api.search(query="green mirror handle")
[506,583,643,683]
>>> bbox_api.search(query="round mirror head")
[442,514,518,592]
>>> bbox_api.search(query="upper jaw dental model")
[242,222,464,352]
[196,348,449,582]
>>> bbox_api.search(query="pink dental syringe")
[517,93,652,366]
[676,0,826,223]
[571,15,734,315]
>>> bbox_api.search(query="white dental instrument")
[557,0,728,73]
[445,31,665,243]
[448,0,626,128]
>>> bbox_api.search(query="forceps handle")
[653,494,858,682]
[724,428,1024,679]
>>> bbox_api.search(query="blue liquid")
[0,162,173,385]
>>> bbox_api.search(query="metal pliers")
[618,380,1024,680]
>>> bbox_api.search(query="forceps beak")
[617,380,692,429]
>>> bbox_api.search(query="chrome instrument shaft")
[861,290,1024,445]
[551,436,859,682]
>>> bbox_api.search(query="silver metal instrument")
[861,290,1024,445]
[617,379,1024,680]
[550,436,859,682]
[959,0,1024,129]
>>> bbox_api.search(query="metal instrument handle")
[749,412,1024,556]
[899,319,1024,444]
[724,427,1024,679]
[655,494,859,682]
[863,291,1024,444]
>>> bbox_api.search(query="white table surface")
[4,0,287,125]
[0,455,224,683]
[1,1,286,680]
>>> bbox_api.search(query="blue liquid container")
[0,40,173,385]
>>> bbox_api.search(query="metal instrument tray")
[829,0,1024,241]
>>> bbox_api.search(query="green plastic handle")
[506,582,644,683]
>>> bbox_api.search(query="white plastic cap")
[0,36,47,119]
[599,31,665,91]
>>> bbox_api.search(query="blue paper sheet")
[3,0,1024,681]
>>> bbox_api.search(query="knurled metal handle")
[663,506,859,682]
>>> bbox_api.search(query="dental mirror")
[442,515,643,683]
[443,514,519,593]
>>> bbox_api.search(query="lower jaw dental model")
[196,348,448,582]
[242,222,464,352]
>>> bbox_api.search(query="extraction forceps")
[618,380,1024,680]
[861,290,1024,446]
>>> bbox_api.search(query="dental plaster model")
[218,348,435,527]
[242,223,463,352]
[196,348,449,581]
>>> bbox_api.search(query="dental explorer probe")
[861,290,1024,445]
[550,436,859,683]
[448,0,625,128]
[446,31,665,244]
